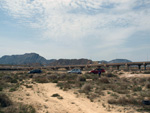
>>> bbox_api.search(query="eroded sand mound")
[10,82,132,113]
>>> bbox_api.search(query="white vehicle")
[67,69,82,74]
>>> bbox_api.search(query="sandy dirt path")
[10,82,124,113]
[120,72,150,78]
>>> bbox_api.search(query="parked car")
[28,69,42,74]
[89,68,105,74]
[67,69,82,74]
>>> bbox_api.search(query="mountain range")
[99,59,132,64]
[0,53,132,65]
[0,53,55,65]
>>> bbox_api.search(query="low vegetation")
[51,93,63,99]
[0,70,150,112]
[0,71,36,113]
[45,72,150,112]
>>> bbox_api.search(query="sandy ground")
[120,72,150,78]
[9,73,150,113]
[9,82,135,113]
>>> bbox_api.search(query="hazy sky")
[0,0,150,61]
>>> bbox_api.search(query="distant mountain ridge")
[109,59,132,63]
[0,53,92,65]
[99,59,132,64]
[49,59,93,66]
[0,53,55,65]
[0,53,132,65]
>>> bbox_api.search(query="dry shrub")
[47,74,57,80]
[28,74,33,78]
[57,82,71,90]
[77,76,86,82]
[133,86,142,92]
[25,85,33,88]
[0,93,12,107]
[66,74,78,80]
[106,73,117,77]
[122,78,130,83]
[51,93,60,97]
[146,83,150,89]
[51,93,63,99]
[75,82,83,88]
[33,75,49,83]
[95,88,104,96]
[63,83,72,90]
[99,77,109,84]
[57,82,64,89]
[58,74,67,80]
[0,80,10,90]
[139,78,147,83]
[143,71,150,74]
[112,84,129,94]
[2,75,12,82]
[140,91,150,97]
[4,103,36,113]
[147,77,150,82]
[81,83,92,93]
[108,97,140,105]
[0,87,3,91]
[87,93,98,102]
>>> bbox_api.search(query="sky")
[0,0,150,61]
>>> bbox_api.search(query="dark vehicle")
[89,68,105,74]
[142,100,150,105]
[28,69,42,74]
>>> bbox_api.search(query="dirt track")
[11,82,124,113]
[10,72,149,113]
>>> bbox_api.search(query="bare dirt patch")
[9,82,129,113]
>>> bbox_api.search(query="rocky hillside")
[49,59,93,66]
[99,59,132,64]
[0,53,92,65]
[0,53,132,65]
[0,53,55,65]
[109,59,132,63]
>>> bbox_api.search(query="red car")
[89,68,105,74]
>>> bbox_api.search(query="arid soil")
[10,79,143,113]
[120,72,150,78]
[11,82,109,113]
[1,70,149,113]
